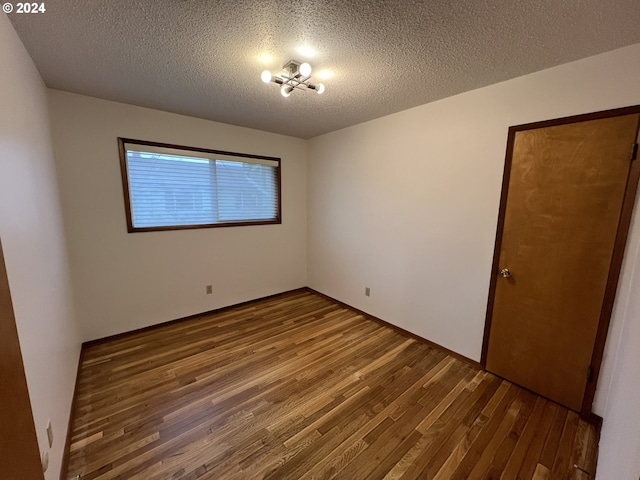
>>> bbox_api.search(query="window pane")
[127,152,216,228]
[216,161,278,221]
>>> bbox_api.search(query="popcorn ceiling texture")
[9,0,640,138]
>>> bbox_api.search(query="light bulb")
[316,83,325,94]
[299,62,312,77]
[281,85,292,97]
[261,70,272,83]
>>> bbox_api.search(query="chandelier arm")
[263,60,325,95]
[293,80,311,89]
[284,76,310,91]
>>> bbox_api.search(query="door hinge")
[587,366,593,382]
[632,143,638,161]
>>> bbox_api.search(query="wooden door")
[483,108,640,414]
[0,238,44,479]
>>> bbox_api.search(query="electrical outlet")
[206,285,213,295]
[365,287,370,297]
[46,419,53,448]
[41,451,49,473]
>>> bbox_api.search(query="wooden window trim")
[118,138,282,233]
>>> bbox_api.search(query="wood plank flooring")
[65,289,599,480]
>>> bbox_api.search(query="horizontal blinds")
[125,149,278,228]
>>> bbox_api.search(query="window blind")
[120,140,280,230]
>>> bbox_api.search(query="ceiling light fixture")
[261,60,325,97]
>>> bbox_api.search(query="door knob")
[499,268,512,278]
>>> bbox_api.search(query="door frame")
[480,105,640,418]
[0,237,45,479]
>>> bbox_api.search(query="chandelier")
[261,60,326,98]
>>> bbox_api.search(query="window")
[118,138,281,232]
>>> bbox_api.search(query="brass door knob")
[499,268,512,278]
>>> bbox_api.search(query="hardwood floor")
[65,289,599,480]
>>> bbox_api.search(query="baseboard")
[82,286,482,372]
[305,287,482,369]
[304,288,610,421]
[585,412,603,429]
[82,287,309,348]
[59,347,85,480]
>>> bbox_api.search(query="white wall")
[48,91,308,341]
[307,44,640,479]
[0,15,81,480]
[597,198,640,480]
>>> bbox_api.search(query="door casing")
[0,238,45,479]
[481,105,640,418]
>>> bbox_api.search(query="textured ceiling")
[9,0,640,139]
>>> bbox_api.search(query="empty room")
[2,1,640,479]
